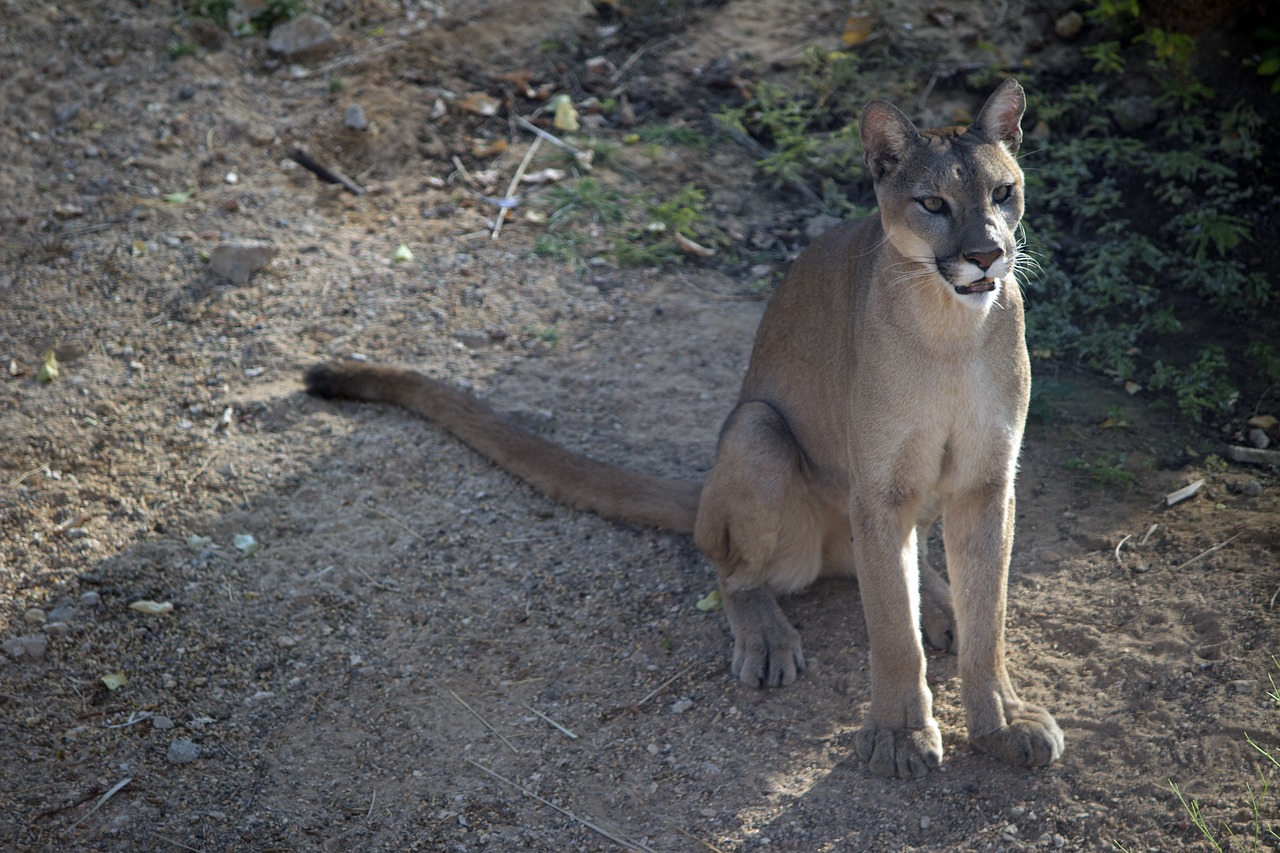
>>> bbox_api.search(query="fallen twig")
[492,136,543,241]
[288,148,365,196]
[1173,531,1244,572]
[522,701,578,740]
[466,760,657,853]
[65,776,132,832]
[1114,534,1132,571]
[513,114,585,156]
[634,663,694,710]
[449,689,518,754]
[667,820,729,853]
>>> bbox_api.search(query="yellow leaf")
[553,95,580,132]
[842,14,874,45]
[101,672,128,691]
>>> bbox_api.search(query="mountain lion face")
[862,92,1026,313]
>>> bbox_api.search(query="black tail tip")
[303,362,341,398]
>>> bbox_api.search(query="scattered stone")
[919,816,931,830]
[670,697,694,714]
[344,103,368,130]
[48,605,77,623]
[1039,549,1062,564]
[1054,11,1084,39]
[209,240,277,285]
[167,738,201,764]
[277,634,298,649]
[1228,445,1280,466]
[79,591,101,608]
[1241,480,1263,497]
[44,622,72,637]
[1249,428,1271,450]
[1112,95,1158,133]
[151,715,175,730]
[23,608,47,625]
[3,635,48,662]
[1232,679,1259,694]
[267,13,337,58]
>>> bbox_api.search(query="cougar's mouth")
[954,277,996,295]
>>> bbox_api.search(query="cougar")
[305,79,1064,778]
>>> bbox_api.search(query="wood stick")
[449,689,518,754]
[65,777,132,832]
[288,148,365,196]
[522,701,577,739]
[1173,531,1244,572]
[466,760,657,853]
[491,136,542,241]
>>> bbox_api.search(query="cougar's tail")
[304,361,702,534]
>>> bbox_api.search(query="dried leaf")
[186,534,213,550]
[393,244,414,263]
[471,138,509,158]
[163,189,196,204]
[1247,414,1277,431]
[233,533,259,556]
[674,232,716,258]
[520,168,566,185]
[101,672,128,691]
[695,590,722,612]
[458,92,500,116]
[842,14,875,45]
[129,600,175,615]
[552,95,580,132]
[36,350,58,383]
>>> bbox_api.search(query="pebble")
[1249,428,1271,449]
[44,622,72,636]
[3,635,48,662]
[344,103,368,130]
[1231,679,1258,694]
[79,591,101,608]
[167,738,201,764]
[1241,480,1262,497]
[209,239,277,285]
[1039,549,1062,564]
[670,697,694,714]
[1054,11,1084,39]
[23,608,47,624]
[267,13,337,57]
[48,605,77,623]
[919,816,931,830]
[151,715,175,730]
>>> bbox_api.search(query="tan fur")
[305,80,1063,777]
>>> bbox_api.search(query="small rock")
[167,738,201,764]
[454,330,493,349]
[48,605,77,623]
[1249,428,1271,449]
[1232,679,1259,694]
[919,816,931,830]
[3,635,49,662]
[1054,834,1066,848]
[267,13,337,58]
[44,622,72,637]
[344,103,368,131]
[804,214,842,240]
[1112,95,1158,133]
[670,697,694,714]
[23,608,47,625]
[151,715,175,730]
[1241,480,1263,497]
[79,591,101,608]
[1054,11,1084,39]
[277,634,298,649]
[1039,549,1062,564]
[209,240,277,285]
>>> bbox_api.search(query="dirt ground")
[2,1,1278,850]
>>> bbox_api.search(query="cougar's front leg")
[944,485,1063,767]
[695,402,814,688]
[850,494,942,779]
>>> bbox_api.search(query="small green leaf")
[1257,56,1280,76]
[695,590,722,612]
[101,672,128,691]
[36,350,58,383]
[164,189,196,204]
[233,533,259,556]
[392,244,414,263]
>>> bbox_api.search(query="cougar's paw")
[731,618,805,688]
[970,704,1064,767]
[855,719,943,779]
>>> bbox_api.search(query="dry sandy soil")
[2,1,1278,850]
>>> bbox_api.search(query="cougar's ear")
[860,99,920,181]
[972,78,1026,155]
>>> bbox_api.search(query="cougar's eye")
[992,184,1013,203]
[919,196,946,214]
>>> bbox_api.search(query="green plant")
[1149,347,1237,423]
[167,40,198,59]
[543,177,625,228]
[610,183,721,268]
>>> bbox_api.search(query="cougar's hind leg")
[694,401,821,688]
[916,518,957,653]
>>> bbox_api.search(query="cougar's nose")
[965,248,1003,272]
